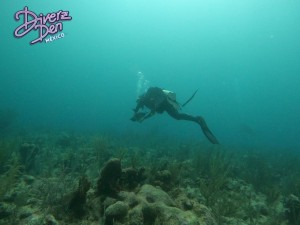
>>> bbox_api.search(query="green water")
[1,0,300,147]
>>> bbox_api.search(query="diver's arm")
[134,96,145,112]
[139,110,155,122]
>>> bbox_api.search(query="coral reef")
[19,143,39,172]
[68,176,91,218]
[97,158,122,197]
[284,194,300,224]
[0,133,298,225]
[0,153,21,201]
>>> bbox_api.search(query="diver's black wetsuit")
[131,87,219,144]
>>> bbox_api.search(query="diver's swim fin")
[196,116,219,144]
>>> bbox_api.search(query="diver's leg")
[166,106,219,144]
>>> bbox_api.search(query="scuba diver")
[130,87,219,144]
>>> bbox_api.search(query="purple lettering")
[43,13,53,24]
[14,6,72,45]
[31,23,63,44]
[61,11,72,21]
[30,24,48,44]
[48,24,56,33]
[56,11,62,21]
[14,7,38,37]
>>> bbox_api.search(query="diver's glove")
[130,112,147,122]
